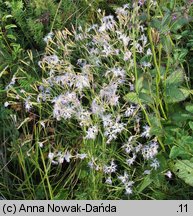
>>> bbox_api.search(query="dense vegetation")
[0,0,193,200]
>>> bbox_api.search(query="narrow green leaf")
[137,175,153,193]
[7,34,17,41]
[5,24,17,30]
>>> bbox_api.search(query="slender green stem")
[40,149,53,200]
[51,0,62,32]
[148,27,167,120]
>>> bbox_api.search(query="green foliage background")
[0,0,193,200]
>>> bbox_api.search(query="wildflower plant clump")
[4,1,192,199]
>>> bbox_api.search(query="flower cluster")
[118,172,134,195]
[5,2,163,197]
[52,92,81,120]
[48,150,87,165]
